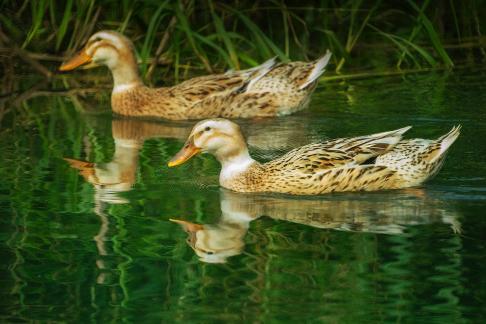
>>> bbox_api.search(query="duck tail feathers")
[437,125,461,156]
[225,56,277,75]
[299,50,332,90]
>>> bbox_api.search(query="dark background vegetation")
[1,0,485,84]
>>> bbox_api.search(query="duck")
[59,30,332,120]
[167,118,461,195]
[63,116,313,194]
[171,189,461,263]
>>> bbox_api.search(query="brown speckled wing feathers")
[264,126,410,174]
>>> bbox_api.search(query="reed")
[0,0,484,82]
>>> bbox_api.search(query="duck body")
[60,31,332,120]
[168,119,461,195]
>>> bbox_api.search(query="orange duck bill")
[168,137,201,167]
[170,219,204,250]
[169,219,204,232]
[59,50,93,71]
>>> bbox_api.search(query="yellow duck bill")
[59,50,93,71]
[167,137,201,167]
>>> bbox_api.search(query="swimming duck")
[59,30,332,120]
[168,119,460,195]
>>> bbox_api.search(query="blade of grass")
[67,0,96,52]
[174,0,213,72]
[270,0,290,57]
[208,0,239,69]
[55,0,73,50]
[316,28,346,61]
[223,5,286,61]
[396,0,428,67]
[370,24,436,67]
[336,0,381,72]
[119,7,134,33]
[407,0,453,67]
[192,32,231,65]
[22,0,48,48]
[448,0,462,43]
[146,14,178,82]
[140,1,170,77]
[48,0,57,32]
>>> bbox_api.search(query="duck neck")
[217,147,256,182]
[112,138,142,167]
[110,54,143,93]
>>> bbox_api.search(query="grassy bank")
[1,0,484,83]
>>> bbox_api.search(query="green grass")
[0,0,484,83]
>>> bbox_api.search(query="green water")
[1,69,486,322]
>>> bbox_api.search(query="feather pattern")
[61,31,332,120]
[170,119,460,195]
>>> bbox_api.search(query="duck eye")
[204,127,211,132]
[206,251,214,255]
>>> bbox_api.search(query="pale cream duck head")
[59,31,142,88]
[168,119,250,167]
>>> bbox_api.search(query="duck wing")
[265,126,412,174]
[171,57,277,101]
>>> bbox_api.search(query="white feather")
[299,50,332,89]
[220,155,254,182]
[439,125,461,156]
[113,83,138,93]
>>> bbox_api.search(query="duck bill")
[170,219,204,232]
[59,50,93,71]
[170,219,204,249]
[168,137,201,167]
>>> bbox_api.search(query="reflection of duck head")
[64,118,191,203]
[65,116,313,203]
[170,218,248,263]
[64,138,141,203]
[172,188,461,263]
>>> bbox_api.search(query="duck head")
[168,119,250,167]
[59,31,142,88]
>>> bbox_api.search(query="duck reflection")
[64,118,189,283]
[172,189,461,263]
[92,195,111,284]
[64,116,313,202]
[63,117,314,279]
[64,118,190,203]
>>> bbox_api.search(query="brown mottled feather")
[173,119,460,195]
[111,60,328,120]
[65,31,332,120]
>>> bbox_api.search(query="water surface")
[1,69,486,322]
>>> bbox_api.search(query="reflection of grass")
[111,204,132,308]
[0,71,476,322]
[1,0,484,82]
